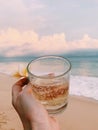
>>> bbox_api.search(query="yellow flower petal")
[13,71,22,78]
[22,68,28,77]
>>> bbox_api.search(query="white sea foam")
[70,75,98,100]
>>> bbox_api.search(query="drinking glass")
[27,55,71,114]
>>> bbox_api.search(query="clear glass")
[27,55,71,114]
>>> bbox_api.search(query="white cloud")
[0,0,28,14]
[0,28,98,57]
[26,0,45,9]
[0,0,44,13]
[0,0,46,30]
[69,34,98,50]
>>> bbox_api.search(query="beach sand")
[0,73,98,130]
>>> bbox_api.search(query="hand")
[12,77,60,130]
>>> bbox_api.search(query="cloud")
[0,0,28,15]
[25,0,45,9]
[0,28,98,57]
[69,34,98,50]
[0,0,44,13]
[0,0,46,30]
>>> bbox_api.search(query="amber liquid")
[31,78,69,114]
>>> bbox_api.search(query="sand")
[0,73,98,130]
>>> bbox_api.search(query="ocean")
[0,49,98,77]
[68,55,98,77]
[0,55,98,77]
[0,49,98,100]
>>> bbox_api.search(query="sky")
[0,0,98,57]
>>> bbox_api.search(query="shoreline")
[70,94,98,104]
[0,73,98,130]
[70,75,98,101]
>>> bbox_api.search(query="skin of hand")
[12,77,60,130]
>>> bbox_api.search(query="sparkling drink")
[27,56,71,114]
[31,76,69,114]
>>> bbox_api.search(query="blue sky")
[0,0,98,57]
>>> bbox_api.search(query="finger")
[22,83,33,94]
[15,77,29,87]
[12,77,29,100]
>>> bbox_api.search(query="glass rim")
[27,55,71,79]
